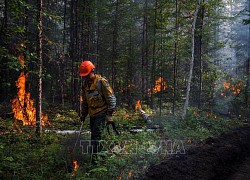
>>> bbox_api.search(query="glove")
[105,115,113,124]
[80,116,85,123]
[107,110,115,116]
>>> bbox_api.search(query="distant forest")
[0,0,249,117]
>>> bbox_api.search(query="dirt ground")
[142,126,250,180]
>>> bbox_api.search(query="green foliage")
[0,130,66,179]
[161,107,246,142]
[1,104,249,179]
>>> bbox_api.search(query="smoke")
[213,0,249,115]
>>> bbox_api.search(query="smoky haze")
[213,0,249,115]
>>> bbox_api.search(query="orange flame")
[11,54,48,126]
[223,82,230,89]
[148,76,167,95]
[135,100,142,111]
[18,55,25,67]
[221,81,242,97]
[71,160,79,177]
[128,169,133,178]
[73,160,79,171]
[153,77,167,93]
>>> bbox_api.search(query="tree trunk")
[111,0,119,88]
[36,0,43,136]
[193,0,205,107]
[127,28,132,92]
[182,0,201,119]
[1,0,7,31]
[144,0,149,105]
[150,0,157,109]
[198,0,205,108]
[173,0,179,114]
[60,0,67,109]
[159,8,163,116]
[247,0,250,107]
[0,0,8,101]
[70,0,77,109]
[96,0,101,73]
[141,0,147,96]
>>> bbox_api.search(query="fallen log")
[44,129,91,135]
[129,126,160,133]
[137,107,151,123]
[134,100,152,124]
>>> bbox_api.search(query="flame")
[18,55,25,67]
[128,169,133,178]
[148,76,167,95]
[223,82,230,89]
[135,100,142,111]
[221,81,242,97]
[117,176,122,180]
[11,54,48,126]
[71,160,79,177]
[73,160,79,171]
[153,77,167,93]
[221,92,226,97]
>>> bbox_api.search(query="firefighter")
[79,60,116,163]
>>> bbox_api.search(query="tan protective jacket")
[81,74,116,118]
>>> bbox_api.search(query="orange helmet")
[79,60,95,76]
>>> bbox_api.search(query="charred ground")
[142,125,250,180]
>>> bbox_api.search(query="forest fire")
[134,100,151,122]
[148,76,167,95]
[221,81,242,97]
[71,160,79,177]
[223,82,230,89]
[128,169,133,178]
[135,100,142,111]
[11,55,48,126]
[116,169,133,180]
[153,77,167,93]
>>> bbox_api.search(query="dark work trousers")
[90,113,106,162]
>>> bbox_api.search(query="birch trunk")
[182,0,201,119]
[173,0,179,114]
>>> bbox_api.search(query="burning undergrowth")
[11,55,49,128]
[1,103,248,180]
[213,77,247,118]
